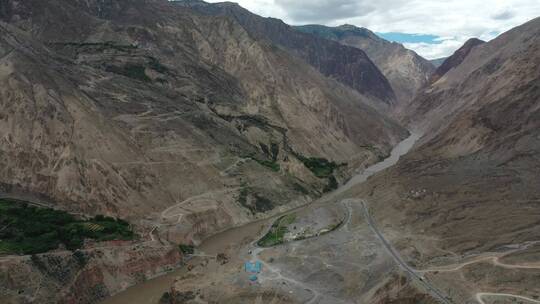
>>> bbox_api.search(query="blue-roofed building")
[244,261,263,273]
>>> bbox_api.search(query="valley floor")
[102,132,540,304]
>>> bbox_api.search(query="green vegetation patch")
[253,158,280,172]
[297,156,338,178]
[259,142,280,161]
[323,175,338,193]
[293,182,309,195]
[270,143,280,161]
[293,153,347,193]
[0,199,135,255]
[246,151,280,172]
[257,214,296,247]
[148,57,169,74]
[178,244,195,255]
[105,64,151,82]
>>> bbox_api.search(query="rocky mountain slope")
[296,24,435,105]
[430,57,447,68]
[347,17,540,303]
[0,0,405,233]
[0,0,409,301]
[0,241,182,304]
[428,38,485,85]
[174,0,397,107]
[7,1,538,304]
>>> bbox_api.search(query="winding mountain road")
[148,187,240,241]
[418,252,540,273]
[360,200,540,304]
[476,292,540,304]
[241,133,424,304]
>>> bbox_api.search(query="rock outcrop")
[295,24,435,106]
[428,37,485,85]
[174,0,397,106]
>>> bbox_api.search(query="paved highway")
[360,200,454,304]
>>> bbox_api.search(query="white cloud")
[273,0,375,24]
[204,0,540,59]
[404,40,465,60]
[212,0,287,20]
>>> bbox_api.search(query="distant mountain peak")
[337,24,360,30]
[212,1,242,8]
[296,23,435,105]
[176,0,240,8]
[175,0,206,4]
[462,37,486,48]
[336,24,376,37]
[337,24,368,31]
[428,37,485,84]
[178,2,398,105]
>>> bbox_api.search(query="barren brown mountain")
[428,37,485,85]
[1,1,538,304]
[296,24,436,106]
[174,0,398,106]
[0,0,405,231]
[0,0,407,302]
[347,16,540,303]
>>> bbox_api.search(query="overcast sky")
[205,0,540,59]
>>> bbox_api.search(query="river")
[333,132,421,195]
[101,132,421,304]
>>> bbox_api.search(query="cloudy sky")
[205,0,540,59]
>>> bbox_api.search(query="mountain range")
[0,0,538,303]
[349,16,540,304]
[296,24,435,106]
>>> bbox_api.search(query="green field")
[297,156,338,178]
[0,199,135,255]
[257,214,296,247]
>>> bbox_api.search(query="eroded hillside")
[346,17,540,303]
[174,0,398,107]
[0,0,406,241]
[296,24,436,107]
[0,1,409,301]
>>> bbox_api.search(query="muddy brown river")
[100,219,270,304]
[101,132,420,304]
